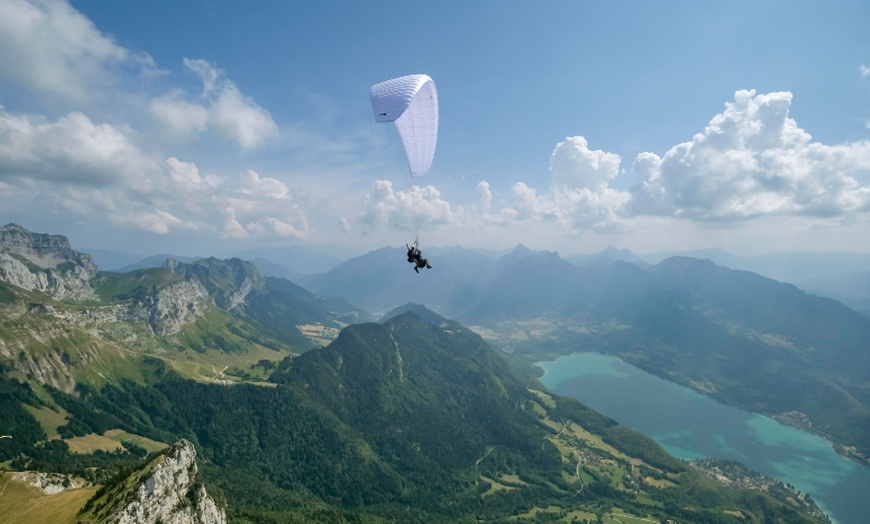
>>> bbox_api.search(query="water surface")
[537,352,870,524]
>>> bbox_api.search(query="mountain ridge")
[0,225,367,393]
[0,225,850,521]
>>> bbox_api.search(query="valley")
[2,224,866,522]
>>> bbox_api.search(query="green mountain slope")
[3,310,829,523]
[0,228,368,391]
[463,255,870,465]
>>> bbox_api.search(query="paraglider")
[370,74,439,273]
[406,241,432,273]
[370,74,438,179]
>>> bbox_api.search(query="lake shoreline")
[536,351,870,524]
[547,350,870,468]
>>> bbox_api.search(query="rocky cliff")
[78,439,226,524]
[0,225,358,393]
[0,223,97,300]
[140,279,213,336]
[163,257,265,311]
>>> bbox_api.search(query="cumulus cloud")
[150,92,210,137]
[237,169,290,199]
[0,104,309,238]
[221,207,250,239]
[0,2,304,245]
[219,169,308,239]
[245,217,306,238]
[222,211,306,239]
[385,87,870,249]
[150,58,278,150]
[476,180,492,213]
[467,89,870,238]
[347,137,632,237]
[116,209,199,235]
[0,107,158,184]
[628,90,870,221]
[0,0,155,104]
[467,137,630,232]
[166,156,202,184]
[357,180,453,232]
[549,136,621,190]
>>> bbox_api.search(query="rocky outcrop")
[0,223,97,300]
[81,439,226,524]
[13,471,85,494]
[163,257,265,311]
[140,280,213,336]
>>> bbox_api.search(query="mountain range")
[0,223,859,522]
[295,241,870,464]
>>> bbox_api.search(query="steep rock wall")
[0,223,97,300]
[93,439,226,524]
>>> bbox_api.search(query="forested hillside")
[2,310,829,522]
[0,226,836,521]
[300,243,870,465]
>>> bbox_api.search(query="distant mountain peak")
[600,245,636,257]
[379,302,449,326]
[500,244,560,266]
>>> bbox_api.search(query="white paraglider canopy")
[370,74,438,178]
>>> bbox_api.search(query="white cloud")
[549,136,621,190]
[0,0,157,104]
[245,217,306,238]
[210,83,278,150]
[221,207,249,239]
[476,180,492,212]
[0,107,158,184]
[357,180,453,232]
[215,169,309,239]
[237,169,289,199]
[150,59,278,150]
[150,91,210,137]
[220,206,308,239]
[167,156,202,184]
[463,138,630,232]
[116,209,198,235]
[459,90,870,239]
[628,90,870,221]
[0,103,309,239]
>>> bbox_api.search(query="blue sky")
[1,0,869,259]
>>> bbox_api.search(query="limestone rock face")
[102,439,226,524]
[144,279,213,336]
[12,471,84,494]
[0,223,98,300]
[163,257,265,310]
[0,224,97,300]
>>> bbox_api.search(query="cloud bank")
[357,89,870,243]
[628,90,870,221]
[0,0,131,103]
[150,59,278,151]
[0,0,298,243]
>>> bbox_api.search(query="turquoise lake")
[537,352,870,524]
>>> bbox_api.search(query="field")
[0,472,97,524]
[64,429,168,454]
